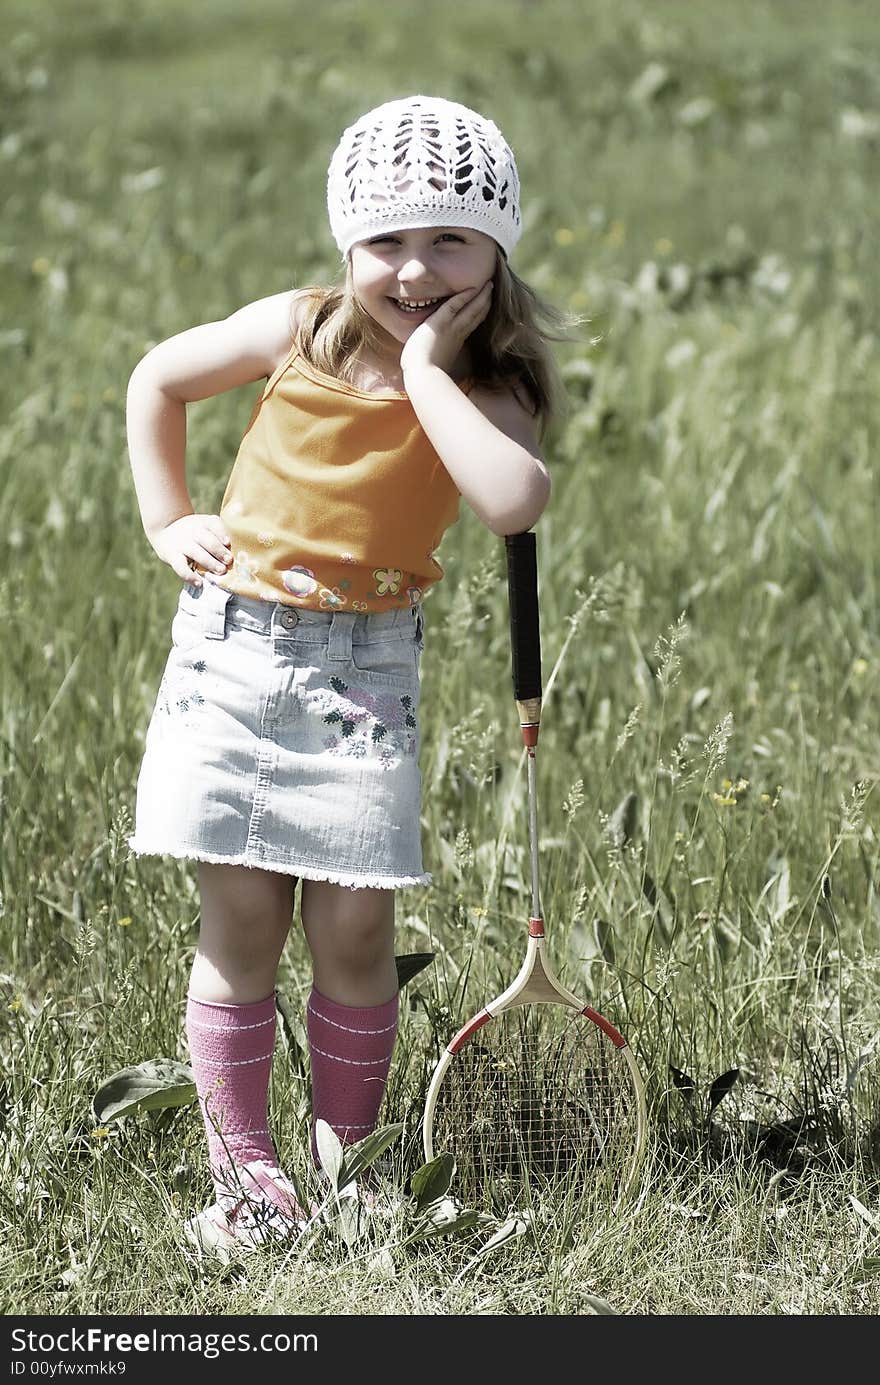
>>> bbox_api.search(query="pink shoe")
[184,1160,316,1260]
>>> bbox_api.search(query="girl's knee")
[301,880,393,933]
[300,881,394,970]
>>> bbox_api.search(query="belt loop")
[327,611,355,661]
[199,577,233,640]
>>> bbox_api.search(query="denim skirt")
[127,577,430,889]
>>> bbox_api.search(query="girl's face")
[349,226,498,351]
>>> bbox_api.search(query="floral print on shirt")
[282,566,320,599]
[319,587,347,610]
[231,551,258,585]
[373,567,402,597]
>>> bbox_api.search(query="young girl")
[125,94,568,1254]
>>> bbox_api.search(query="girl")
[125,94,569,1255]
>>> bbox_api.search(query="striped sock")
[306,987,399,1165]
[185,994,278,1192]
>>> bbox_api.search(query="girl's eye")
[369,234,464,246]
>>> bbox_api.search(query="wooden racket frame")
[421,532,647,1203]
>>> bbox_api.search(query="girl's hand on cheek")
[400,281,493,379]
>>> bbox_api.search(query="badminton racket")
[422,531,647,1210]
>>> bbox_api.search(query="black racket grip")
[505,532,542,726]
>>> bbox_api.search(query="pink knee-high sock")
[185,993,278,1191]
[306,987,399,1166]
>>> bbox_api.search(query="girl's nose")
[398,254,431,281]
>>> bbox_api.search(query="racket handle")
[505,531,542,735]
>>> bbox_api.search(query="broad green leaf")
[402,1211,482,1246]
[93,1060,195,1123]
[849,1195,877,1227]
[451,1213,533,1284]
[395,952,436,988]
[708,1068,740,1113]
[610,791,638,846]
[584,1294,619,1315]
[315,1119,345,1192]
[336,1122,404,1189]
[670,1065,696,1106]
[472,1211,532,1257]
[411,1152,455,1212]
[324,1197,362,1248]
[420,1195,475,1229]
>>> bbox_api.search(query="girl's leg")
[191,860,296,1005]
[299,881,399,1162]
[186,862,297,1202]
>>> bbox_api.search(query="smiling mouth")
[389,296,449,315]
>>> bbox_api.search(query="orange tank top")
[214,345,468,612]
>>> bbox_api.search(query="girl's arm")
[400,282,551,536]
[403,365,551,537]
[126,290,302,540]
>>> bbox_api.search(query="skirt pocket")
[348,634,418,687]
[170,604,205,655]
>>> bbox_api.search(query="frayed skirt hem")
[126,837,432,890]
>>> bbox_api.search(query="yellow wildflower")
[91,1127,111,1140]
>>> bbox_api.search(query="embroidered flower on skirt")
[314,675,418,770]
[154,655,208,727]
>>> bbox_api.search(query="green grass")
[2,0,880,1316]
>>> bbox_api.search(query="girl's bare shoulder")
[129,288,320,404]
[256,287,318,375]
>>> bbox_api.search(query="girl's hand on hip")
[150,513,233,587]
[400,281,493,380]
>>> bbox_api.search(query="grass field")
[1,0,879,1317]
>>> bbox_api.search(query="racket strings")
[430,1006,641,1201]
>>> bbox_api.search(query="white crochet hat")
[327,94,522,260]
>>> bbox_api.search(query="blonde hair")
[290,249,582,439]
